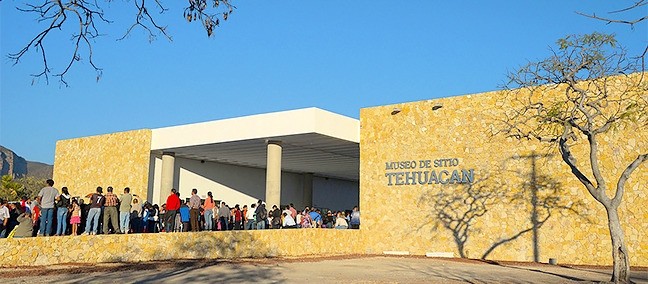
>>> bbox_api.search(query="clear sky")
[1,1,646,164]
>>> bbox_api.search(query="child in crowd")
[70,199,81,235]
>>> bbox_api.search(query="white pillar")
[160,152,175,205]
[303,173,313,208]
[265,140,282,208]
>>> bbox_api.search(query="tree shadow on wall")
[481,173,590,260]
[418,168,590,260]
[418,177,503,258]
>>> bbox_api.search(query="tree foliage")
[0,175,45,201]
[8,0,236,86]
[500,32,647,283]
[0,175,24,201]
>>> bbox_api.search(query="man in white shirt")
[245,203,256,230]
[282,212,296,228]
[0,199,10,238]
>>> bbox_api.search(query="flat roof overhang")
[150,108,359,181]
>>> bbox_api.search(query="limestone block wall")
[53,129,153,200]
[0,230,363,267]
[359,79,647,265]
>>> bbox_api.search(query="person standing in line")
[165,189,181,233]
[246,203,256,230]
[83,187,105,235]
[202,191,215,231]
[233,204,242,230]
[159,204,167,232]
[131,198,142,233]
[350,206,360,229]
[179,200,190,232]
[217,201,231,231]
[255,201,267,230]
[141,203,150,233]
[69,198,81,235]
[289,203,297,220]
[55,187,71,236]
[103,186,121,234]
[270,205,282,229]
[152,204,161,233]
[37,179,58,236]
[119,187,133,234]
[31,198,41,236]
[189,188,201,232]
[241,205,248,229]
[0,199,9,238]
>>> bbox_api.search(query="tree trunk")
[454,235,466,258]
[607,207,630,283]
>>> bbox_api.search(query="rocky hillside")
[0,146,53,179]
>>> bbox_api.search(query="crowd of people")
[0,179,361,238]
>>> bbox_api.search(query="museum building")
[40,74,648,267]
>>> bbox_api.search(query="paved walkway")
[3,256,647,283]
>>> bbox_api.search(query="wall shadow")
[418,156,591,261]
[418,177,503,258]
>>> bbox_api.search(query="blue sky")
[1,1,646,164]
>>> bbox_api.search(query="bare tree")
[577,0,647,27]
[577,0,648,65]
[500,32,647,283]
[7,0,235,86]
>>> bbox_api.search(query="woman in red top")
[233,204,242,230]
[31,200,41,236]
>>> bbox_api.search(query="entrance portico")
[150,108,359,209]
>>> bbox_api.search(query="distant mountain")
[0,146,53,179]
[26,161,54,180]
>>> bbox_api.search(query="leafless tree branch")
[8,0,236,86]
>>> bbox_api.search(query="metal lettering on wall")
[384,158,474,186]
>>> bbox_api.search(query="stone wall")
[359,75,647,265]
[0,230,362,267]
[53,129,152,200]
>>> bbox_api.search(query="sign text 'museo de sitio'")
[384,158,474,186]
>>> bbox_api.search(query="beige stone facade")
[359,76,647,266]
[0,230,362,267]
[53,129,152,200]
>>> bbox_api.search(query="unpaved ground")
[2,256,647,283]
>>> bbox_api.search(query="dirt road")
[2,256,647,283]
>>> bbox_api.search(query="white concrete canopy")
[150,108,359,181]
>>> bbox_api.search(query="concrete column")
[160,152,175,205]
[302,173,313,208]
[265,140,282,208]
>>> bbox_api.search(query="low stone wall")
[0,230,363,267]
